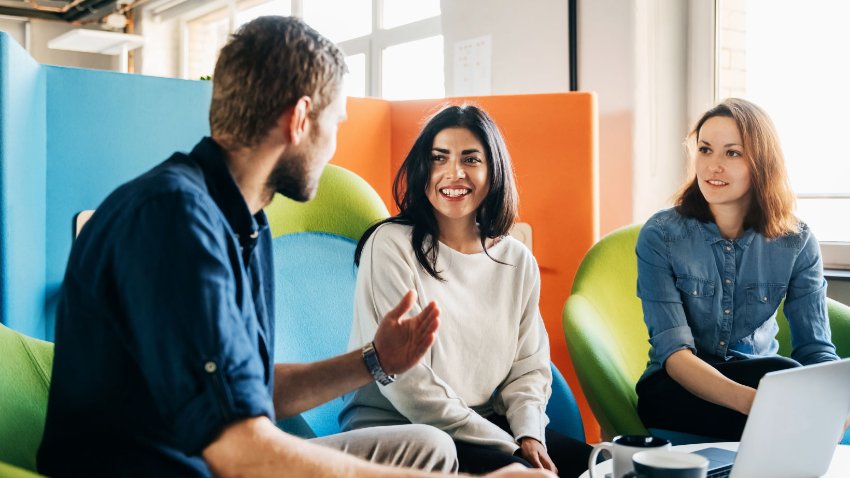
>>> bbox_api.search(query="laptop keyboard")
[706,464,733,478]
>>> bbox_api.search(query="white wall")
[28,20,117,71]
[632,0,690,223]
[0,17,26,47]
[441,0,570,96]
[578,0,636,235]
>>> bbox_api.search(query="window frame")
[171,0,441,98]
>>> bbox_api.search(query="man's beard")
[266,149,317,203]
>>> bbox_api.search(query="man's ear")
[286,96,312,146]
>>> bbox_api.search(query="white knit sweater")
[340,223,552,454]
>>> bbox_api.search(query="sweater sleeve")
[349,225,519,454]
[493,254,552,446]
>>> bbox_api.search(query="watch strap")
[362,341,396,386]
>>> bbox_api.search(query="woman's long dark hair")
[354,104,519,280]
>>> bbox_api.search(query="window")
[344,53,367,97]
[179,0,444,100]
[382,0,440,30]
[324,0,444,99]
[236,0,291,28]
[186,8,231,80]
[381,35,444,100]
[717,0,850,268]
[302,0,371,43]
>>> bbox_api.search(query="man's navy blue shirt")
[38,138,276,477]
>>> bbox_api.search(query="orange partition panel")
[389,93,600,441]
[330,97,393,206]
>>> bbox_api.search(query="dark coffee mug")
[622,450,708,478]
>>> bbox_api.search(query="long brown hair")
[675,98,798,238]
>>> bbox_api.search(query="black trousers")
[454,414,592,478]
[636,355,801,440]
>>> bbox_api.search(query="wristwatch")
[362,341,396,386]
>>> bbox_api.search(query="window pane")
[187,9,231,80]
[382,0,440,29]
[718,0,850,242]
[236,0,292,28]
[795,198,850,243]
[303,0,371,43]
[382,35,444,100]
[344,53,367,97]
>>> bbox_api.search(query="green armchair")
[562,224,850,441]
[0,323,51,476]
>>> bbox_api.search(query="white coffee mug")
[588,435,672,478]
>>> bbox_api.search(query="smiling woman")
[425,127,491,244]
[340,104,593,478]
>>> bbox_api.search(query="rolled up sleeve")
[783,228,838,365]
[636,223,696,367]
[115,192,274,454]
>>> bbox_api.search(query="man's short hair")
[210,16,347,148]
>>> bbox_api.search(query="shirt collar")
[189,137,265,240]
[697,220,756,249]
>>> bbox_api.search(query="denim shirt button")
[719,341,726,346]
[724,309,731,315]
[204,361,217,373]
[692,290,698,296]
[725,245,732,252]
[725,278,732,285]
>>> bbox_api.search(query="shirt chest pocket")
[675,276,716,318]
[746,283,787,321]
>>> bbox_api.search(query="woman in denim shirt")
[635,98,839,440]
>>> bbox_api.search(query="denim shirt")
[636,208,838,382]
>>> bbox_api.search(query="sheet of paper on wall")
[453,35,492,96]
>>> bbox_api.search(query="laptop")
[692,358,850,478]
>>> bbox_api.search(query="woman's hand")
[518,437,557,474]
[666,349,757,415]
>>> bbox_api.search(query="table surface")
[580,442,850,478]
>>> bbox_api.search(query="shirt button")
[692,290,698,296]
[725,278,732,285]
[724,309,731,315]
[720,341,726,346]
[762,296,768,302]
[249,230,259,239]
[204,361,217,373]
[725,246,732,252]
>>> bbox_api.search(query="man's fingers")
[384,290,416,322]
[415,303,439,332]
[415,330,437,352]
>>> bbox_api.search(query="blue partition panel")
[0,32,47,338]
[0,31,213,339]
[43,67,211,339]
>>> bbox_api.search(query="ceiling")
[0,0,121,23]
